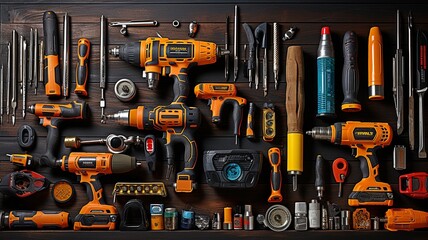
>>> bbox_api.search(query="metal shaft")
[0,65,4,124]
[6,42,11,122]
[33,28,38,94]
[408,12,414,150]
[263,48,268,96]
[22,40,27,119]
[38,40,44,89]
[28,28,34,87]
[418,93,426,158]
[19,35,24,96]
[393,9,404,135]
[11,31,17,126]
[255,47,259,89]
[62,13,70,98]
[233,5,239,82]
[100,15,107,124]
[225,16,229,81]
[273,22,279,90]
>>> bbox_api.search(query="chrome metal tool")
[33,28,38,94]
[62,13,70,98]
[0,65,3,124]
[11,31,17,126]
[393,9,404,135]
[109,20,157,35]
[416,29,427,158]
[6,42,11,122]
[22,39,27,119]
[38,40,44,94]
[225,16,229,81]
[233,5,239,82]
[100,15,107,124]
[28,28,34,87]
[408,12,415,150]
[273,22,279,90]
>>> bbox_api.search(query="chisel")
[416,29,427,158]
[408,13,415,150]
[6,42,11,123]
[286,46,305,191]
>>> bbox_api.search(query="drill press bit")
[38,40,44,94]
[6,42,11,123]
[233,5,239,82]
[273,22,279,90]
[22,39,27,119]
[100,15,107,124]
[28,28,34,87]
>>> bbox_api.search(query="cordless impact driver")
[306,121,394,206]
[55,152,140,230]
[109,37,229,103]
[27,101,88,167]
[194,83,247,145]
[107,103,200,193]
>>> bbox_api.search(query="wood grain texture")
[0,0,428,238]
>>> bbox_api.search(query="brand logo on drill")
[166,44,192,58]
[353,128,376,140]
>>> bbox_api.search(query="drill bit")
[11,30,17,126]
[6,42,11,123]
[28,28,34,87]
[273,22,279,90]
[393,10,404,135]
[22,39,27,119]
[38,40,44,95]
[62,12,70,98]
[33,28,38,94]
[233,5,239,82]
[225,16,229,81]
[0,65,4,124]
[408,12,415,150]
[19,35,24,96]
[100,15,107,124]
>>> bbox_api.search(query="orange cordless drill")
[306,121,393,206]
[382,208,428,231]
[27,101,88,167]
[0,210,70,230]
[55,152,140,230]
[107,102,200,193]
[109,37,229,103]
[194,83,247,145]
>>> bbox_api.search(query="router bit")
[62,13,70,98]
[233,5,239,82]
[11,30,17,125]
[33,28,38,94]
[393,10,404,135]
[22,39,27,119]
[100,15,107,124]
[28,28,34,87]
[273,22,279,90]
[6,42,11,122]
[408,12,415,150]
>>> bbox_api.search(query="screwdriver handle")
[368,27,384,100]
[315,155,325,189]
[341,31,361,112]
[332,158,349,183]
[6,210,70,229]
[246,102,255,138]
[43,11,61,96]
[286,46,305,132]
[268,147,282,202]
[74,38,90,96]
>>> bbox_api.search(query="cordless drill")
[107,103,200,193]
[194,83,247,145]
[27,101,88,167]
[109,37,229,103]
[306,121,394,206]
[55,152,140,230]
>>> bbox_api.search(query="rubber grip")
[40,121,60,167]
[315,155,325,188]
[246,102,255,138]
[43,11,61,96]
[368,27,384,100]
[358,152,380,181]
[172,73,189,103]
[342,31,361,112]
[75,38,90,97]
[268,147,282,202]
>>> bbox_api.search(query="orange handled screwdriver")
[74,38,90,96]
[0,210,70,230]
[368,26,384,100]
[332,158,349,198]
[268,147,282,202]
[43,11,61,96]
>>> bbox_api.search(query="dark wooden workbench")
[0,0,427,239]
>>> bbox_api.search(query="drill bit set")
[0,5,427,235]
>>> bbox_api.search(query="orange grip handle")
[332,157,348,183]
[74,38,90,96]
[368,26,384,100]
[268,147,283,202]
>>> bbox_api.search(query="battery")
[164,208,178,230]
[180,210,195,230]
[150,204,164,230]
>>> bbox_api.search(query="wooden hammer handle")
[286,46,305,133]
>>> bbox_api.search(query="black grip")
[118,42,141,67]
[342,31,360,105]
[315,155,325,188]
[172,73,189,103]
[40,122,60,167]
[254,22,268,48]
[270,152,281,191]
[43,11,59,56]
[246,102,255,138]
[82,174,105,204]
[358,149,380,181]
[77,65,87,85]
[77,42,89,86]
[60,101,87,119]
[242,23,256,71]
[222,99,244,136]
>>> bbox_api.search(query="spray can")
[317,26,335,118]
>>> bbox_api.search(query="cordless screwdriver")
[307,121,394,206]
[74,38,90,96]
[341,31,361,112]
[43,11,61,96]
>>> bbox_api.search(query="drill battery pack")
[203,149,262,188]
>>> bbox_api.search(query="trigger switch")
[351,148,357,157]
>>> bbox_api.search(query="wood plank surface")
[0,0,427,239]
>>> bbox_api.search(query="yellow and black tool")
[268,147,282,203]
[286,46,305,191]
[0,210,70,230]
[43,11,61,96]
[307,121,394,206]
[74,38,90,96]
[246,102,255,139]
[262,103,275,142]
[7,153,35,168]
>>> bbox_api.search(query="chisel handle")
[74,38,90,96]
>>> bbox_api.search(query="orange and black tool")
[341,31,361,112]
[332,157,349,198]
[0,210,70,230]
[52,180,76,204]
[307,121,393,206]
[368,26,384,100]
[43,11,61,96]
[383,208,428,231]
[7,153,35,168]
[268,147,282,203]
[246,102,255,139]
[74,38,90,96]
[27,101,88,167]
[56,152,140,230]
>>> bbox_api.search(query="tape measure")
[51,180,76,204]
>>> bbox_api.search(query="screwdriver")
[43,11,61,97]
[368,26,384,100]
[74,38,91,97]
[268,147,282,203]
[332,158,349,197]
[315,155,325,200]
[341,31,361,112]
[285,46,305,191]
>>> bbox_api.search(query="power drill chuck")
[111,154,138,173]
[306,127,332,141]
[106,110,130,125]
[109,43,141,67]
